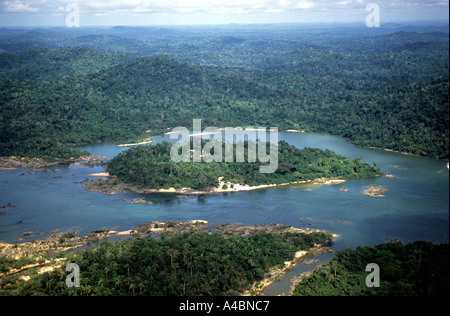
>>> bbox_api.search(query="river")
[0,131,448,295]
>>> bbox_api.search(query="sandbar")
[90,172,110,177]
[117,139,154,147]
[361,185,388,198]
[83,174,346,196]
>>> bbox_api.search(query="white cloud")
[1,0,448,25]
[295,1,315,9]
[4,1,40,13]
[3,0,449,15]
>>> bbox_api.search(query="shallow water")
[0,132,448,294]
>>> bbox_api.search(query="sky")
[0,0,449,27]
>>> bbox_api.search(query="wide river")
[1,131,448,294]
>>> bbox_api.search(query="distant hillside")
[0,30,448,160]
[0,47,138,81]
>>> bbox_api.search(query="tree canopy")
[1,28,448,160]
[293,241,449,296]
[106,141,382,190]
[2,229,332,296]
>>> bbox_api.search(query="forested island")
[2,221,447,297]
[95,140,383,193]
[0,26,448,162]
[0,24,448,298]
[0,221,333,296]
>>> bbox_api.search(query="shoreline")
[83,175,346,196]
[361,185,388,198]
[2,129,448,170]
[241,249,310,296]
[0,221,336,294]
[0,154,108,171]
[0,230,112,278]
[287,262,327,296]
[242,242,335,296]
[366,146,416,156]
[360,143,447,161]
[117,139,154,147]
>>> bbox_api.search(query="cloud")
[3,1,40,13]
[295,1,315,10]
[1,0,448,25]
[3,0,449,15]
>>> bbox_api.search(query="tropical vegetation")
[0,26,448,161]
[1,228,332,296]
[106,141,382,190]
[293,241,449,296]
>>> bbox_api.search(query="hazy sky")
[0,0,449,26]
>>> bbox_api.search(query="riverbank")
[0,155,108,171]
[117,138,154,147]
[0,221,335,296]
[242,249,310,296]
[214,177,346,193]
[104,221,337,297]
[0,229,111,279]
[82,174,347,196]
[244,246,335,296]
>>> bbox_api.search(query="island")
[0,154,107,170]
[83,140,383,195]
[0,221,334,296]
[361,185,389,198]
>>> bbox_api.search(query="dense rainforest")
[3,230,447,296]
[0,25,448,161]
[106,141,382,190]
[293,241,449,296]
[0,25,448,298]
[1,229,332,296]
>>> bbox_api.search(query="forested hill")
[0,28,448,160]
[0,46,138,81]
[106,141,382,190]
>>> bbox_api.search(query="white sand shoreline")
[86,173,346,195]
[117,139,154,147]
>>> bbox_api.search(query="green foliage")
[293,241,450,296]
[13,231,331,296]
[0,256,37,274]
[0,29,448,160]
[106,141,382,190]
[0,46,138,82]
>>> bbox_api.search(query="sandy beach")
[90,172,110,177]
[84,172,347,196]
[0,221,335,295]
[242,244,335,296]
[214,177,345,193]
[151,177,346,194]
[241,250,310,296]
[285,129,305,133]
[117,139,154,147]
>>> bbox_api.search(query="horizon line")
[0,19,449,29]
